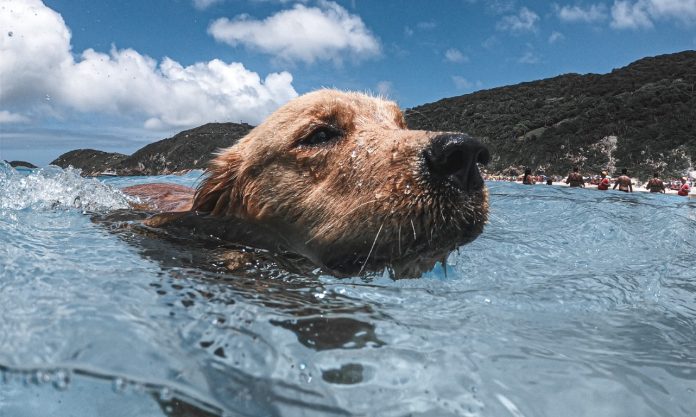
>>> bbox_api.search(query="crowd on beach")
[484,167,694,197]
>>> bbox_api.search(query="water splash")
[0,161,131,212]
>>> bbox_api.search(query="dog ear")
[192,150,243,216]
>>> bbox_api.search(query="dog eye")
[299,126,343,147]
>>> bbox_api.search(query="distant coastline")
[4,160,38,169]
[35,50,696,182]
[48,123,252,177]
[407,50,696,180]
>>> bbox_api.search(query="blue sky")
[1,0,695,165]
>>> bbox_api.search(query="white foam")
[0,162,131,212]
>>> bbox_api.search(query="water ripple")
[1,166,695,416]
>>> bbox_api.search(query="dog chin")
[314,204,487,278]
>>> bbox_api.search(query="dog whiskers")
[398,225,402,256]
[304,199,379,244]
[358,223,383,276]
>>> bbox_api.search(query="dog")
[122,90,489,277]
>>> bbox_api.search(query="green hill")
[405,51,696,179]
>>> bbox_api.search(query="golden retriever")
[123,90,489,277]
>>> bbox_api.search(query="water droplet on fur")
[299,363,307,371]
[351,150,357,158]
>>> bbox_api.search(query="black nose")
[423,134,489,192]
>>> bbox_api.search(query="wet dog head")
[193,90,489,277]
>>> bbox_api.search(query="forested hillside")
[406,51,696,178]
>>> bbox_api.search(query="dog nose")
[424,134,489,192]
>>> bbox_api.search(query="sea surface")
[1,161,695,417]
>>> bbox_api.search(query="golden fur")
[124,90,489,277]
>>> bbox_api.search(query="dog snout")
[424,134,489,192]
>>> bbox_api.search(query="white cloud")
[611,0,654,28]
[548,31,565,43]
[497,7,540,33]
[416,20,437,30]
[208,0,380,65]
[404,20,437,37]
[452,76,471,90]
[0,0,298,129]
[193,0,308,9]
[648,0,696,21]
[444,48,469,63]
[192,0,224,10]
[518,51,541,64]
[486,0,517,14]
[556,4,608,22]
[611,0,696,29]
[0,111,30,123]
[482,35,500,49]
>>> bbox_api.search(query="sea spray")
[0,161,131,212]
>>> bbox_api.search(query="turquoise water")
[1,161,695,417]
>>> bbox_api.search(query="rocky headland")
[5,160,38,169]
[51,123,252,176]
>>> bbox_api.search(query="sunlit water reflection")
[1,162,695,417]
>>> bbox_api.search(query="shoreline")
[498,180,695,197]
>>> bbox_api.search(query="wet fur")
[123,90,489,277]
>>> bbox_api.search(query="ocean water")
[1,161,695,417]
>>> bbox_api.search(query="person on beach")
[565,167,585,187]
[646,172,665,193]
[612,168,633,192]
[597,171,610,190]
[677,177,691,196]
[522,168,535,185]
